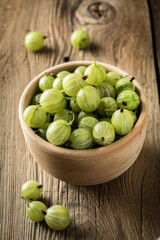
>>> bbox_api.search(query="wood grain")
[0,0,160,239]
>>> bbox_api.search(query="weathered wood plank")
[0,0,159,239]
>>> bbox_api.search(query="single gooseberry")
[129,110,137,124]
[70,99,81,112]
[54,109,75,123]
[36,123,50,140]
[21,180,43,200]
[46,119,71,145]
[63,73,84,97]
[93,121,115,146]
[104,71,121,86]
[96,82,116,99]
[74,66,87,76]
[77,111,97,122]
[45,205,71,230]
[97,97,118,117]
[56,71,70,79]
[39,74,54,92]
[115,78,135,94]
[111,109,134,135]
[23,105,46,128]
[77,86,100,112]
[23,32,45,52]
[40,89,66,114]
[67,128,93,149]
[116,90,140,110]
[26,201,47,222]
[31,93,42,105]
[78,116,99,132]
[70,29,90,49]
[52,77,63,91]
[84,62,106,86]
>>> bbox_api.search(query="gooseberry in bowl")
[19,61,148,185]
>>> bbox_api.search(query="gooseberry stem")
[42,210,47,215]
[120,108,124,113]
[38,184,43,188]
[68,112,75,125]
[43,36,47,39]
[130,76,135,82]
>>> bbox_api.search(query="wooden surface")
[0,0,160,239]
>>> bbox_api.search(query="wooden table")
[0,0,160,239]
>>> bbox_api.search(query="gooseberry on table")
[23,31,45,52]
[21,180,42,201]
[26,201,47,222]
[70,30,90,49]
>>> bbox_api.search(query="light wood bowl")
[19,61,148,186]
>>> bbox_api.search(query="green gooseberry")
[40,89,66,114]
[129,110,137,124]
[36,123,50,140]
[98,97,118,117]
[117,90,140,110]
[45,205,71,230]
[99,117,111,123]
[70,99,81,112]
[115,78,135,94]
[105,71,121,86]
[85,62,106,86]
[96,82,116,99]
[46,120,71,145]
[77,86,100,112]
[23,105,46,128]
[23,32,45,52]
[77,111,97,122]
[56,71,70,79]
[111,108,134,135]
[31,93,42,105]
[39,74,55,92]
[21,180,43,200]
[26,201,47,222]
[74,66,87,76]
[54,109,75,123]
[63,73,84,97]
[78,116,99,132]
[52,77,63,91]
[70,29,90,49]
[93,121,115,146]
[45,112,51,123]
[67,128,93,149]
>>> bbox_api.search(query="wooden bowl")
[19,61,148,186]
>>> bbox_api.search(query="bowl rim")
[19,60,148,157]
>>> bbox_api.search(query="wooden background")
[0,0,160,239]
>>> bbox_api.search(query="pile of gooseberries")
[21,180,72,230]
[23,61,140,149]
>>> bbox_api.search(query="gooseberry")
[46,120,71,145]
[111,109,133,135]
[31,93,42,105]
[67,128,93,149]
[85,62,106,86]
[23,32,45,52]
[98,97,118,117]
[78,116,99,132]
[40,89,66,114]
[96,82,116,98]
[21,180,42,200]
[70,30,90,49]
[63,73,84,97]
[117,90,140,110]
[52,77,63,91]
[77,111,97,122]
[39,74,54,92]
[115,78,135,94]
[99,117,111,123]
[54,109,75,123]
[45,205,71,230]
[74,66,87,76]
[129,110,137,124]
[70,99,81,112]
[57,71,70,79]
[36,123,50,140]
[93,121,115,146]
[23,105,46,128]
[77,86,100,112]
[105,71,121,86]
[26,201,47,222]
